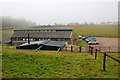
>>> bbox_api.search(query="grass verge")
[2,47,119,78]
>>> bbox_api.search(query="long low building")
[11,28,78,46]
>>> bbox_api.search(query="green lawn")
[34,25,119,38]
[2,25,119,38]
[76,41,87,47]
[2,47,119,78]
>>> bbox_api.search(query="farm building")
[11,28,78,46]
[16,40,66,51]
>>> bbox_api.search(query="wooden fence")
[62,46,120,53]
[62,46,89,53]
[89,46,120,71]
[90,46,120,53]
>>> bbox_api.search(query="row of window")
[12,38,67,41]
[14,30,56,32]
[14,30,72,32]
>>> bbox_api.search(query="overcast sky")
[0,0,119,24]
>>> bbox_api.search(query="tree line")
[1,16,36,29]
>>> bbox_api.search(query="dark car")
[85,37,96,42]
[82,36,91,40]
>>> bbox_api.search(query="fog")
[1,0,118,25]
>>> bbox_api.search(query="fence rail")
[89,46,120,71]
[62,46,120,53]
[62,46,89,53]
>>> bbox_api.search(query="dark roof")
[11,32,72,39]
[44,41,66,47]
[19,40,66,47]
[14,28,73,31]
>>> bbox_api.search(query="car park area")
[80,36,119,52]
[82,36,99,45]
[89,37,120,52]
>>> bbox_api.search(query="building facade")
[11,28,78,46]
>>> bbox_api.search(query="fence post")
[71,46,73,52]
[103,53,107,71]
[89,46,91,53]
[79,47,81,53]
[65,47,67,51]
[95,49,98,59]
[109,46,110,52]
[91,47,93,55]
[99,47,101,52]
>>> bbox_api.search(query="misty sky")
[1,0,119,24]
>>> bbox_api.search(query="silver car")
[88,40,99,45]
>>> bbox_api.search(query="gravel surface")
[89,37,120,52]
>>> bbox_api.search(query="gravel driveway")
[89,37,120,52]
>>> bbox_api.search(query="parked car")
[85,37,96,42]
[88,40,99,45]
[82,36,91,40]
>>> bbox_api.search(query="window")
[26,30,29,32]
[39,39,42,41]
[60,39,66,41]
[23,38,25,41]
[35,38,39,41]
[20,38,23,41]
[12,38,16,41]
[30,39,33,41]
[54,39,58,41]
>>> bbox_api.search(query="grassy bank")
[2,47,119,78]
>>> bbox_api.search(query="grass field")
[76,41,87,47]
[34,25,119,38]
[2,46,119,78]
[2,25,119,38]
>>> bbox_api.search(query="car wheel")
[96,43,99,45]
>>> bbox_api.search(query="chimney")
[28,33,30,44]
